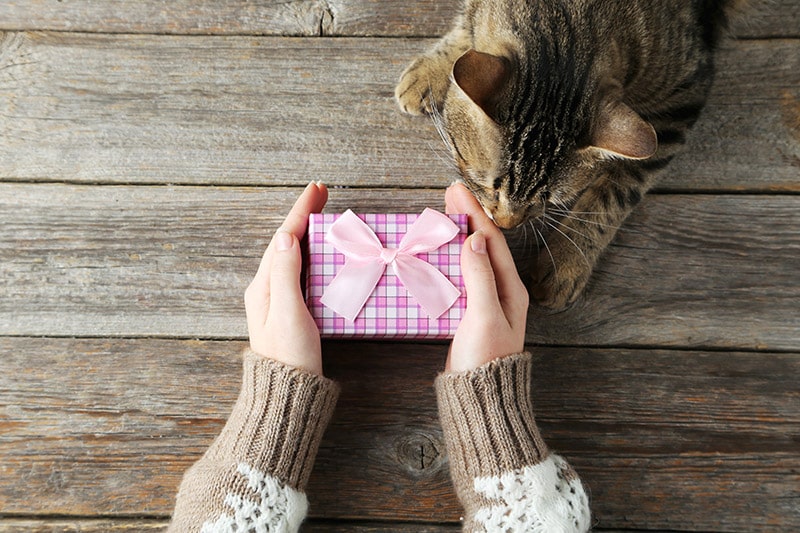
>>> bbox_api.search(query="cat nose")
[492,210,527,229]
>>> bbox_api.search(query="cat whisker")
[543,218,590,268]
[426,102,465,179]
[548,203,606,216]
[523,220,533,252]
[535,227,557,278]
[429,97,453,150]
[543,214,593,242]
[426,139,459,171]
[550,211,616,230]
[547,204,617,229]
[549,206,647,237]
[536,224,544,250]
[515,221,531,261]
[552,209,607,216]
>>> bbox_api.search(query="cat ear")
[591,101,657,159]
[452,49,511,121]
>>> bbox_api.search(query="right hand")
[445,183,529,372]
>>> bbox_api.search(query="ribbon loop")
[319,209,461,322]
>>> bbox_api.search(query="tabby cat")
[395,0,744,309]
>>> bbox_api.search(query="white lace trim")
[473,454,590,533]
[200,463,308,533]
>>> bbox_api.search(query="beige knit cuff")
[204,350,340,491]
[435,352,548,494]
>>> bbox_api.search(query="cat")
[395,0,745,310]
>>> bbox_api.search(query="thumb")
[268,231,306,311]
[461,232,501,314]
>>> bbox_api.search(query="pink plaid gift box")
[305,210,468,339]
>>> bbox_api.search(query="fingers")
[246,182,327,329]
[251,181,328,290]
[460,231,502,315]
[445,182,503,245]
[445,182,491,232]
[446,182,525,310]
[244,243,272,333]
[267,231,307,314]
[279,181,328,239]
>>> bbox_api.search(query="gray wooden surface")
[1,34,798,190]
[0,0,797,38]
[1,1,798,531]
[2,186,798,349]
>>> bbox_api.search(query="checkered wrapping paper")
[306,212,467,339]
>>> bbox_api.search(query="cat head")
[440,48,657,229]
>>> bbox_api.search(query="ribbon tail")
[320,260,385,322]
[394,255,461,319]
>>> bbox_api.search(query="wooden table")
[1,1,798,531]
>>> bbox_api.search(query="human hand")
[244,182,328,375]
[445,183,529,372]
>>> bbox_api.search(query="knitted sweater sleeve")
[435,352,591,532]
[168,350,339,533]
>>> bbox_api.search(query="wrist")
[205,350,339,490]
[436,352,548,477]
[446,338,524,373]
[249,331,322,375]
[250,349,323,376]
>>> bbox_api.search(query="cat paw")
[395,56,451,116]
[531,241,594,311]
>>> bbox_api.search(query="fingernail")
[470,232,487,254]
[274,231,294,252]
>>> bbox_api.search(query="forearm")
[169,350,339,533]
[436,352,590,532]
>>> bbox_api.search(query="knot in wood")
[395,432,442,473]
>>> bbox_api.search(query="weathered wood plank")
[1,184,798,350]
[527,192,800,349]
[0,33,446,188]
[0,519,640,533]
[0,521,167,532]
[0,520,461,533]
[0,338,797,530]
[0,0,795,38]
[667,38,800,192]
[0,33,797,191]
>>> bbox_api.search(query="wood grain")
[0,520,462,533]
[527,193,800,349]
[0,337,797,530]
[1,1,797,531]
[667,39,800,192]
[1,184,798,350]
[0,520,468,532]
[0,0,795,38]
[0,520,638,533]
[0,33,797,191]
[0,521,167,532]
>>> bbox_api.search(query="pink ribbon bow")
[320,209,462,322]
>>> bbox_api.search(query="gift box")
[305,209,467,339]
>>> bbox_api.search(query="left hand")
[244,182,328,375]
